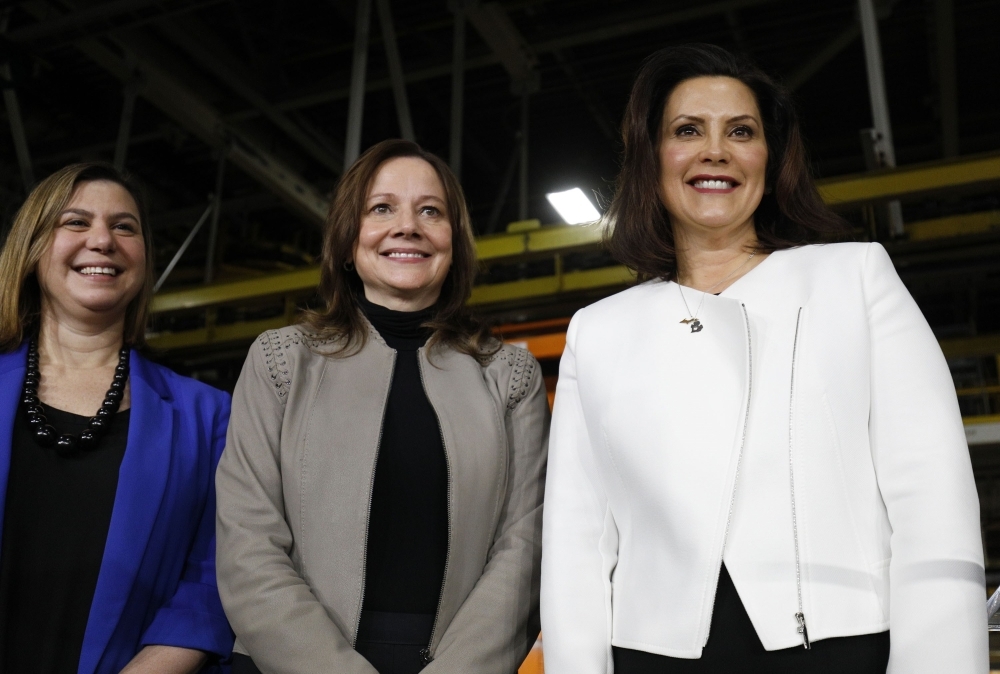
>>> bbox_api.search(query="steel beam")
[786,24,860,91]
[858,0,904,236]
[519,92,529,220]
[113,64,140,172]
[157,18,344,171]
[0,11,34,190]
[1,62,35,190]
[154,202,214,293]
[449,1,466,177]
[466,2,537,88]
[20,1,329,225]
[934,0,959,158]
[204,154,226,284]
[816,152,1000,207]
[375,0,415,142]
[345,0,373,169]
[234,0,782,118]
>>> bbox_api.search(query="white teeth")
[694,179,734,190]
[79,266,117,276]
[386,252,427,258]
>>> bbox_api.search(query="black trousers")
[232,610,434,674]
[613,564,890,674]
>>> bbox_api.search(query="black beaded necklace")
[22,340,130,454]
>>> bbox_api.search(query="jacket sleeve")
[215,341,378,674]
[864,243,988,673]
[422,350,550,674]
[539,316,617,674]
[139,396,234,658]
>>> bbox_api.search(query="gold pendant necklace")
[677,249,756,333]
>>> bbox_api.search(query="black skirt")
[232,610,434,674]
[613,564,890,674]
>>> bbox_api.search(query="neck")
[673,218,761,292]
[363,288,438,313]
[37,306,126,370]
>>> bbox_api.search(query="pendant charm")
[680,318,703,333]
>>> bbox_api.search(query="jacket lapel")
[78,351,174,674]
[0,343,28,542]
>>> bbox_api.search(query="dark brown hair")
[301,139,496,359]
[0,163,154,351]
[604,43,852,281]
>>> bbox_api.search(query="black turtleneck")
[359,296,449,616]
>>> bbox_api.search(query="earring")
[343,260,354,271]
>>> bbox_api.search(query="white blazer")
[540,242,986,673]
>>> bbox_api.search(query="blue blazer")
[0,343,234,673]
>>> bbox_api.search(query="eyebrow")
[60,208,139,222]
[367,193,445,203]
[667,114,760,125]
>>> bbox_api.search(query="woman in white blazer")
[540,44,986,674]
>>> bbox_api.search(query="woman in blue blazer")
[0,163,232,673]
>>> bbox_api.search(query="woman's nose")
[700,132,730,163]
[392,210,420,236]
[88,222,116,252]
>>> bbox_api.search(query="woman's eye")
[731,125,754,138]
[675,125,698,137]
[63,219,88,228]
[371,203,391,214]
[420,206,441,217]
[113,222,137,233]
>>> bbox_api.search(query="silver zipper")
[353,350,396,647]
[417,353,452,666]
[788,308,810,649]
[721,303,754,554]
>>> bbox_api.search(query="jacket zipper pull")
[419,647,433,665]
[795,612,811,649]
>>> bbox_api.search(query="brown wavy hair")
[604,43,852,281]
[301,139,496,359]
[0,163,154,352]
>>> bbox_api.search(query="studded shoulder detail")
[489,343,536,412]
[258,329,292,402]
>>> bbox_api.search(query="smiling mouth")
[690,179,738,190]
[382,251,430,259]
[76,266,119,276]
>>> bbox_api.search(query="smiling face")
[352,156,454,311]
[35,179,146,329]
[657,76,768,238]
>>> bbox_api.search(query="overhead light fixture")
[546,187,600,225]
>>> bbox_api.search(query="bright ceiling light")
[546,187,600,225]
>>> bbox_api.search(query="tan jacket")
[216,325,549,674]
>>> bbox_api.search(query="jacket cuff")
[140,586,234,657]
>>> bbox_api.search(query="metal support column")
[113,61,141,171]
[449,1,466,177]
[204,153,226,284]
[376,0,414,142]
[344,0,373,170]
[518,92,529,221]
[857,0,904,237]
[0,11,34,191]
[934,0,959,158]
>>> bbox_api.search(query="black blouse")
[0,402,130,674]
[359,297,449,615]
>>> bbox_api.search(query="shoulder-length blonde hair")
[301,139,496,359]
[0,163,154,352]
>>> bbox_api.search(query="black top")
[0,401,130,674]
[359,297,449,615]
[612,563,890,673]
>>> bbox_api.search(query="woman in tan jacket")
[216,139,549,674]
